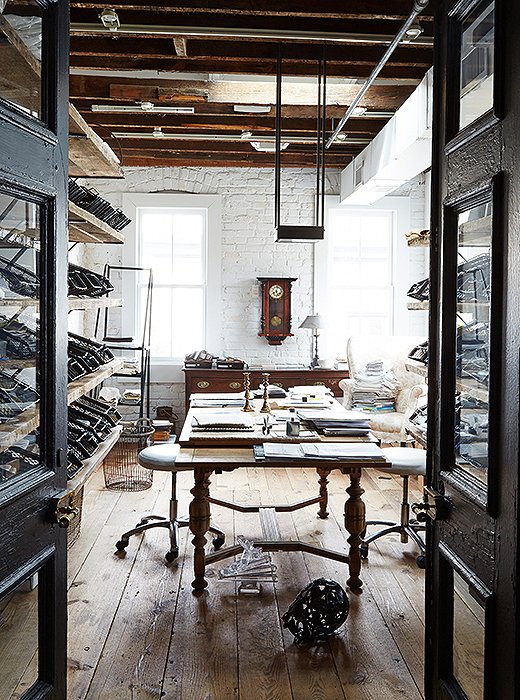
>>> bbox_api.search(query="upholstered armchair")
[338,335,427,444]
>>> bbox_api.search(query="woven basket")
[103,418,154,491]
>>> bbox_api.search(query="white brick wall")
[75,166,428,424]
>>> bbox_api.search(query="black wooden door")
[0,1,69,698]
[426,1,520,698]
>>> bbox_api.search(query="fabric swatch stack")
[352,361,399,413]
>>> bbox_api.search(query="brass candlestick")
[260,372,271,413]
[242,372,255,412]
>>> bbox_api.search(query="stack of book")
[297,410,371,436]
[352,361,398,413]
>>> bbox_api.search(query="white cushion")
[381,447,426,476]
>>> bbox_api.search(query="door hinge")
[412,485,451,522]
[50,490,80,529]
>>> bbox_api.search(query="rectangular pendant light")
[274,49,327,242]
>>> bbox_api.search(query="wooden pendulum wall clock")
[257,277,297,345]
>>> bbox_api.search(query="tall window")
[138,207,206,359]
[315,197,411,360]
[123,193,222,366]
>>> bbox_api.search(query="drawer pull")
[272,382,284,388]
[196,381,210,389]
[229,382,241,389]
[313,381,326,386]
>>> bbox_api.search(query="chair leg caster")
[165,548,179,563]
[115,539,129,552]
[416,554,426,569]
[213,535,225,550]
[360,543,369,559]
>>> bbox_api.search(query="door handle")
[51,491,80,529]
[412,485,451,522]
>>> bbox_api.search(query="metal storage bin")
[103,418,154,491]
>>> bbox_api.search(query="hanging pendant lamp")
[274,47,327,242]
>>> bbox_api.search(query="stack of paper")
[352,362,399,413]
[260,442,386,461]
[297,410,371,436]
[189,392,245,408]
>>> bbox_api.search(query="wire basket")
[103,418,154,491]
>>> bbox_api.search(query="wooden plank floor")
[67,464,426,700]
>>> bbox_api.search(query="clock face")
[268,284,284,300]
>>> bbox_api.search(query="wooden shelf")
[67,358,124,405]
[0,405,39,453]
[406,423,427,448]
[456,377,488,403]
[407,300,428,310]
[68,201,125,245]
[69,104,123,179]
[459,216,491,247]
[0,359,124,451]
[405,360,428,378]
[68,297,123,311]
[68,424,122,491]
[405,229,430,247]
[0,16,122,180]
[0,297,122,311]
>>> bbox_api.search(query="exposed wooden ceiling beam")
[69,0,436,22]
[70,56,427,80]
[69,75,415,109]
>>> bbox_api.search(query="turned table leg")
[316,466,331,519]
[344,467,365,590]
[190,467,212,594]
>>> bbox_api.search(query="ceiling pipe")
[69,23,433,47]
[326,0,430,149]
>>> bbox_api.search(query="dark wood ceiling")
[69,1,437,169]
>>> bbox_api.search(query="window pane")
[138,207,207,359]
[453,570,485,700]
[460,0,495,129]
[327,209,394,358]
[172,288,204,358]
[0,0,42,118]
[454,202,491,485]
[0,575,38,697]
[146,286,204,360]
[0,192,41,485]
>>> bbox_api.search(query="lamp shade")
[299,314,324,330]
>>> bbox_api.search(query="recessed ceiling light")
[250,141,289,153]
[240,130,253,139]
[351,107,367,117]
[402,20,423,42]
[99,8,120,31]
[91,104,195,114]
[152,127,164,138]
[233,105,271,114]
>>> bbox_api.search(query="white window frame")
[121,193,222,381]
[314,195,411,361]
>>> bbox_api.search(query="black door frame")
[0,0,69,697]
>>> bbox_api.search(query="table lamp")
[299,314,324,369]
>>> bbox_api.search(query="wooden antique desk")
[177,398,388,594]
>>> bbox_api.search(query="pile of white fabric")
[352,361,399,413]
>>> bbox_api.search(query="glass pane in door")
[460,0,495,129]
[0,575,39,697]
[453,570,485,700]
[454,203,491,484]
[0,192,41,483]
[0,0,42,118]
